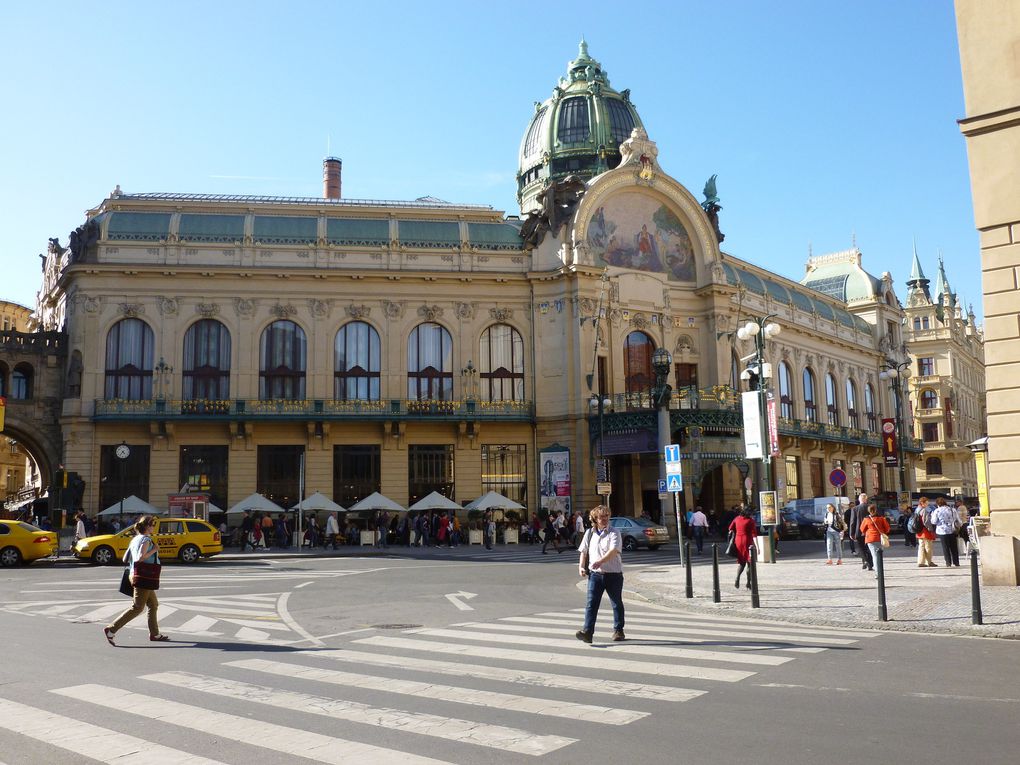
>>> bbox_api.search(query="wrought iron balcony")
[777,417,925,453]
[93,397,534,422]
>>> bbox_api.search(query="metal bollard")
[684,541,693,598]
[875,547,888,622]
[970,549,983,625]
[749,544,760,608]
[712,543,721,603]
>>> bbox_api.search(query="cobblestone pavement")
[629,542,1020,639]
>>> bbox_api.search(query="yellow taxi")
[0,520,59,567]
[74,517,223,565]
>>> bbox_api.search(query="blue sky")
[0,1,978,318]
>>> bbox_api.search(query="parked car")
[0,521,59,567]
[753,509,801,540]
[74,517,223,564]
[782,497,851,539]
[609,517,670,550]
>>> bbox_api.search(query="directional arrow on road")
[445,591,478,611]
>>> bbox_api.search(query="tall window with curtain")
[259,320,306,400]
[778,361,793,419]
[865,383,877,430]
[825,373,839,426]
[334,321,380,400]
[479,324,524,401]
[104,318,154,400]
[183,319,231,400]
[846,379,859,428]
[624,331,654,403]
[803,368,817,422]
[408,322,453,400]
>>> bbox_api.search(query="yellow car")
[0,520,59,567]
[74,517,223,565]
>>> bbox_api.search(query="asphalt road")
[1,550,1018,764]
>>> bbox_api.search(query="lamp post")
[879,359,911,499]
[737,316,782,561]
[651,347,673,533]
[589,391,612,502]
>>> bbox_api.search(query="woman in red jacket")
[728,507,758,589]
[859,504,891,575]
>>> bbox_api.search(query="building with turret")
[903,250,985,500]
[32,43,921,529]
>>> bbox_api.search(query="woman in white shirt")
[823,503,845,565]
[575,505,625,643]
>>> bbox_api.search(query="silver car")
[609,517,670,551]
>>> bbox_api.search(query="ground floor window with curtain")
[408,445,454,506]
[257,446,304,510]
[179,445,228,511]
[784,456,799,501]
[481,444,527,506]
[809,457,824,498]
[98,445,150,514]
[333,445,380,507]
[852,461,864,498]
[871,463,883,495]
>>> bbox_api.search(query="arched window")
[11,363,33,400]
[920,388,938,409]
[624,331,655,394]
[925,457,943,476]
[335,321,380,401]
[479,323,524,401]
[803,368,817,422]
[408,322,453,400]
[825,373,839,426]
[259,320,306,400]
[183,320,231,400]
[864,383,877,430]
[846,379,859,428]
[104,318,154,400]
[778,362,793,419]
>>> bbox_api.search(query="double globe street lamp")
[651,347,674,534]
[879,359,911,498]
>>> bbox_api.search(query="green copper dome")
[517,41,644,214]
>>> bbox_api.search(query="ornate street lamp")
[737,316,782,560]
[879,359,911,499]
[652,347,673,532]
[589,392,613,501]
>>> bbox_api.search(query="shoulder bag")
[130,538,162,590]
[118,567,134,597]
[725,530,738,558]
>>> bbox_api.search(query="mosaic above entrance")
[587,191,696,281]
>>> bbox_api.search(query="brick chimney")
[323,157,342,199]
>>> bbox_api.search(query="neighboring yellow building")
[903,252,985,500]
[34,44,922,528]
[1,299,41,510]
[955,0,1020,583]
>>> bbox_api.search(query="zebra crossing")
[4,606,878,763]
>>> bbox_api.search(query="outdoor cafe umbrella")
[346,492,405,514]
[225,492,286,515]
[98,495,160,517]
[465,491,525,511]
[407,491,461,513]
[290,491,346,514]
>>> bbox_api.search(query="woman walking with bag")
[104,515,168,645]
[728,507,758,589]
[823,503,845,565]
[859,504,891,578]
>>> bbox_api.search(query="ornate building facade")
[903,253,985,500]
[34,44,922,526]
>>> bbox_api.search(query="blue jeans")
[693,527,705,553]
[825,527,842,561]
[582,571,624,634]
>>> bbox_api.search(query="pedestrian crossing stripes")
[6,607,877,763]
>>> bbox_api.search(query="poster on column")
[539,447,572,517]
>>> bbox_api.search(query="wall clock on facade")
[115,443,131,460]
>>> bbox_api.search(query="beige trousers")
[917,538,934,566]
[108,587,159,636]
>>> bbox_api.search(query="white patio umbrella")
[98,495,160,516]
[290,492,346,514]
[347,492,405,514]
[408,491,461,513]
[465,491,525,511]
[225,492,286,515]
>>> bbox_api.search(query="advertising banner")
[540,447,572,517]
[766,393,780,457]
[742,392,763,460]
[881,418,898,467]
[759,491,779,526]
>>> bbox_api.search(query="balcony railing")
[94,397,534,421]
[776,417,925,453]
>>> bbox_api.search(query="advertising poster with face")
[539,448,571,517]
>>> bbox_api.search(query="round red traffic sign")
[829,468,847,487]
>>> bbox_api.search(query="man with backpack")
[849,493,872,570]
[912,496,938,567]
